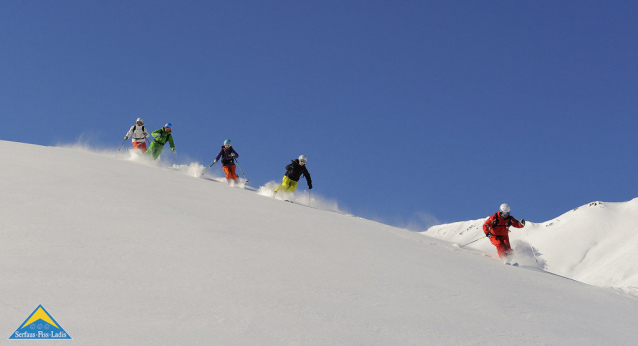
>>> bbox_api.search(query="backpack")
[132,125,146,138]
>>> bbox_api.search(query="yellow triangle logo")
[20,306,59,329]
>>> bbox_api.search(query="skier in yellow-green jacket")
[146,123,175,160]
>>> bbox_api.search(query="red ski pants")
[489,236,512,259]
[132,141,147,153]
[223,165,239,181]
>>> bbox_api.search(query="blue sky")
[1,1,636,228]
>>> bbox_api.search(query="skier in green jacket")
[146,123,175,160]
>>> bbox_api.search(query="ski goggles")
[501,212,510,217]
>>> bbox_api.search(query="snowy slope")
[423,200,638,290]
[1,140,638,345]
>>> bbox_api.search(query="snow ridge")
[423,199,638,290]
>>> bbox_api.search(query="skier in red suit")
[483,203,526,259]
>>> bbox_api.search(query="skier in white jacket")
[124,118,150,152]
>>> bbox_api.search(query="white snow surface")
[1,140,637,345]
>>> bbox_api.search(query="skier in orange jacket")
[483,203,526,259]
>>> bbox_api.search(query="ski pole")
[525,228,539,263]
[172,150,176,165]
[234,158,249,182]
[118,139,126,151]
[460,236,487,248]
[201,161,216,177]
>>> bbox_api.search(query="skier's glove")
[308,184,313,190]
[124,136,129,140]
[485,232,493,238]
[213,160,218,163]
[230,153,235,157]
[172,148,176,153]
[521,219,526,226]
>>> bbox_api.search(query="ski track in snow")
[121,149,351,217]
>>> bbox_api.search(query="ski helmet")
[136,118,144,124]
[164,123,172,128]
[223,139,231,146]
[298,155,307,163]
[500,203,511,214]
